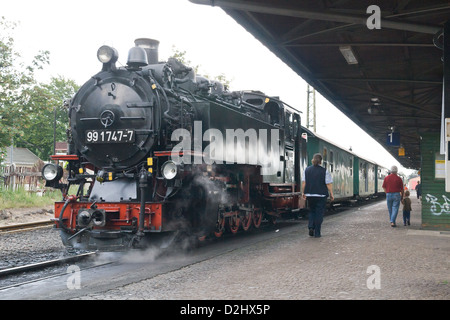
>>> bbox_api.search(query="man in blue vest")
[301,153,334,238]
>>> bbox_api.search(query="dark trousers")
[403,210,411,225]
[307,196,327,237]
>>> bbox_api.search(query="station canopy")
[191,0,449,169]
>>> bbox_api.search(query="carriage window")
[350,158,353,176]
[329,150,334,172]
[322,147,327,169]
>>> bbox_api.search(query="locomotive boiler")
[43,38,305,250]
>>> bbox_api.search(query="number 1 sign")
[386,132,400,146]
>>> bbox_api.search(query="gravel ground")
[0,205,65,269]
[0,205,54,226]
[0,226,65,270]
[76,198,449,300]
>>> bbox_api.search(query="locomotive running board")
[263,183,302,197]
[50,154,79,161]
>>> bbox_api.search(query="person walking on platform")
[402,190,412,226]
[382,165,404,227]
[415,181,422,201]
[301,153,334,238]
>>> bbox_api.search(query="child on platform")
[401,190,412,226]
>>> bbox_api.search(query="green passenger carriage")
[301,127,387,203]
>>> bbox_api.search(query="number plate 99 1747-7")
[85,129,135,144]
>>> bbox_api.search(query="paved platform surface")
[79,195,449,300]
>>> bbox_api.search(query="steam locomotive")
[43,39,305,250]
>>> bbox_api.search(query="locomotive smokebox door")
[70,70,156,169]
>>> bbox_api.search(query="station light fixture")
[368,97,382,114]
[339,46,358,65]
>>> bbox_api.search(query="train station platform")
[79,191,449,301]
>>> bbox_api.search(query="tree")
[17,76,79,160]
[169,46,232,88]
[170,46,200,73]
[0,17,79,162]
[0,17,49,152]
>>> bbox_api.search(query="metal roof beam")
[317,78,442,85]
[284,42,435,47]
[320,80,441,117]
[190,0,442,34]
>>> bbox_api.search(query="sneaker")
[309,228,314,236]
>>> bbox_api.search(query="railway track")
[0,251,112,292]
[0,251,97,278]
[0,220,53,233]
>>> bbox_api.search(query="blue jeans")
[307,196,327,237]
[403,210,411,225]
[386,192,401,224]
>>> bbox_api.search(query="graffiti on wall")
[425,194,450,216]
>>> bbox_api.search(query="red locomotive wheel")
[241,211,252,231]
[252,210,262,228]
[214,214,226,238]
[228,215,240,234]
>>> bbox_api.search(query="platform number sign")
[386,132,400,146]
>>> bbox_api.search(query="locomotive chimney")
[134,38,159,65]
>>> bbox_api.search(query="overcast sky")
[1,0,413,174]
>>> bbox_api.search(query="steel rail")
[0,220,54,233]
[0,252,97,277]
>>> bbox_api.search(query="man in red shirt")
[382,166,404,227]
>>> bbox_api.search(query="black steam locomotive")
[43,39,304,250]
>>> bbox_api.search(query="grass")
[0,187,62,210]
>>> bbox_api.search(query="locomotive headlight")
[161,160,178,180]
[42,163,63,182]
[97,45,118,64]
